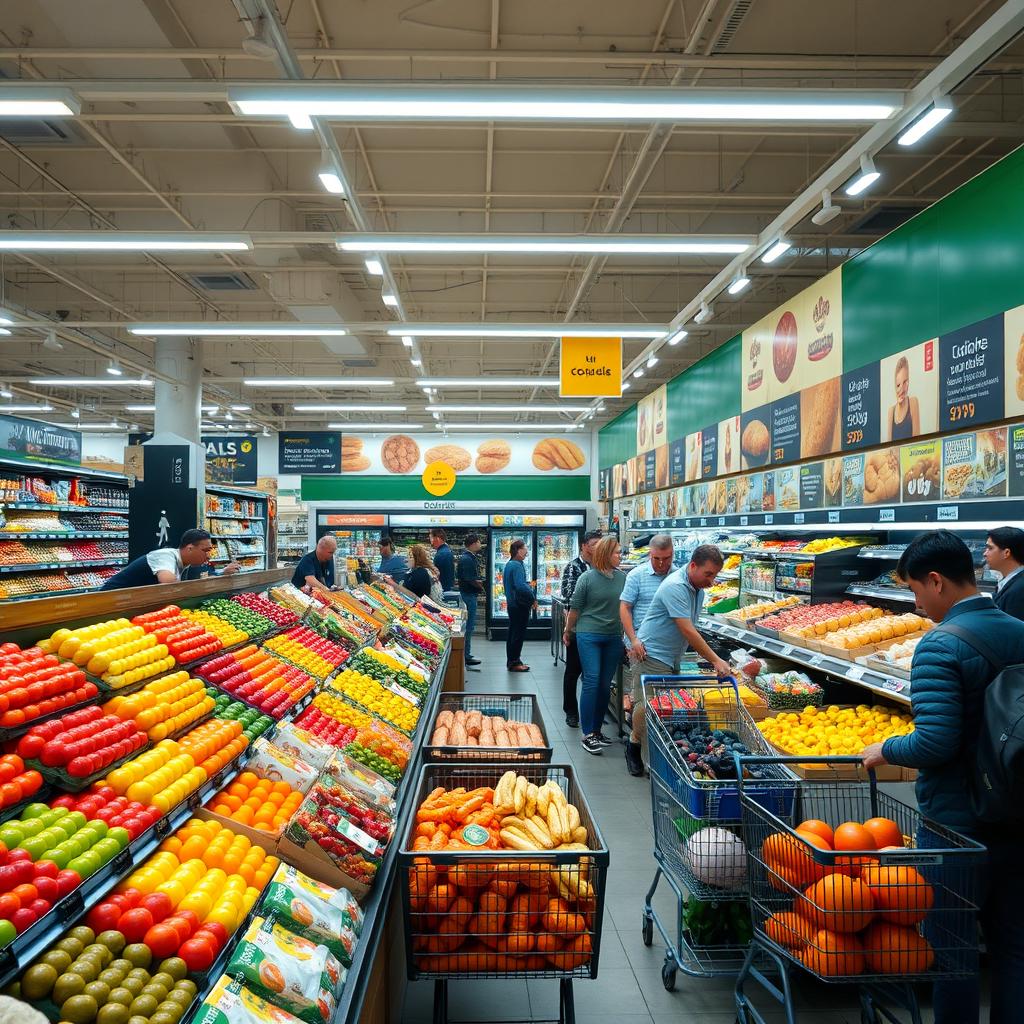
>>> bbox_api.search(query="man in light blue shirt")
[376,536,409,585]
[626,544,730,777]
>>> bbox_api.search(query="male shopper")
[862,531,1024,1024]
[619,534,675,776]
[102,529,240,590]
[429,528,455,593]
[503,538,536,672]
[629,545,730,772]
[457,533,484,667]
[376,536,409,586]
[559,529,603,727]
[985,525,1024,620]
[291,534,337,591]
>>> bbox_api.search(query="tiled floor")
[399,639,940,1023]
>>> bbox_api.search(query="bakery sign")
[338,432,590,476]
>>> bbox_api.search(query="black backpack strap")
[939,621,1007,673]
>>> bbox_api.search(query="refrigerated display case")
[314,512,389,587]
[486,513,586,640]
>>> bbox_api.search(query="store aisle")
[400,640,885,1024]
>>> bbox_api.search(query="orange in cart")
[801,928,865,976]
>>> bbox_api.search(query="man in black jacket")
[986,526,1024,620]
[457,534,483,668]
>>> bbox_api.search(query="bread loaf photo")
[532,438,585,471]
[475,439,511,473]
[425,444,472,471]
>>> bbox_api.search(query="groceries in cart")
[666,721,755,780]
[750,670,824,710]
[648,687,698,717]
[429,708,545,750]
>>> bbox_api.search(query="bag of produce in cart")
[226,915,345,1024]
[192,975,306,1024]
[261,862,362,962]
[247,737,319,791]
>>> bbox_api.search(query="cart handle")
[733,753,879,809]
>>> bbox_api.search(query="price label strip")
[335,815,381,856]
[387,680,421,708]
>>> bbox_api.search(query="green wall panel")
[301,474,590,502]
[667,335,741,439]
[843,144,1024,369]
[597,406,637,469]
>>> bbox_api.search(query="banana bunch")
[493,771,589,851]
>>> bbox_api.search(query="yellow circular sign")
[422,460,456,496]
[240,440,253,453]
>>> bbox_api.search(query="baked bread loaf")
[476,440,511,474]
[800,377,840,458]
[532,438,585,471]
[741,419,770,463]
[425,444,471,471]
[863,449,899,504]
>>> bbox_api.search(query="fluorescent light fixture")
[443,422,583,431]
[0,404,52,412]
[845,155,880,197]
[0,86,80,118]
[317,166,345,194]
[432,412,441,419]
[71,408,80,419]
[727,273,751,296]
[425,404,590,414]
[245,377,394,387]
[224,411,234,421]
[106,362,123,376]
[665,329,687,346]
[340,234,750,255]
[898,98,953,146]
[597,404,606,411]
[811,189,842,226]
[621,382,631,391]
[385,324,666,339]
[29,377,153,386]
[327,422,423,430]
[694,302,713,325]
[125,404,156,412]
[401,335,413,348]
[365,259,384,275]
[0,386,12,399]
[230,84,900,123]
[129,322,346,337]
[0,232,252,252]
[293,404,407,412]
[230,405,251,412]
[416,377,561,388]
[410,357,422,367]
[382,292,398,307]
[646,354,659,369]
[51,422,123,430]
[633,368,644,378]
[761,239,791,264]
[289,112,314,131]
[205,406,218,416]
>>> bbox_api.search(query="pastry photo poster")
[337,432,590,476]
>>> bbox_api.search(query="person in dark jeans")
[429,527,455,592]
[457,533,483,667]
[559,529,602,728]
[862,531,1024,1024]
[502,538,536,672]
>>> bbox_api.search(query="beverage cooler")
[486,513,586,640]
[314,512,388,584]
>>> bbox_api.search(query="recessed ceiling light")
[317,165,345,194]
[382,292,398,307]
[0,86,80,118]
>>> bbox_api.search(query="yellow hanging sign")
[422,460,457,496]
[559,336,622,396]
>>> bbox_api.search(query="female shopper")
[563,536,626,755]
[404,543,439,599]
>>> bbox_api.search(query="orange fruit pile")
[207,770,304,834]
[178,718,248,777]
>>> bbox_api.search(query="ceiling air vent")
[848,206,918,235]
[711,0,755,52]
[0,118,73,143]
[185,272,258,291]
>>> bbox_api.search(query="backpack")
[940,622,1024,824]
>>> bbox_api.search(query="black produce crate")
[423,693,553,764]
[397,763,608,981]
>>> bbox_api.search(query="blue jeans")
[460,590,478,661]
[576,632,623,737]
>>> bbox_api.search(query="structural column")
[153,335,203,443]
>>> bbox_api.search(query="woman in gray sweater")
[563,536,626,755]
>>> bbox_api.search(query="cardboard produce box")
[276,834,372,902]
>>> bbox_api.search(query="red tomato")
[55,870,80,897]
[31,860,56,879]
[86,902,123,932]
[0,895,19,919]
[178,935,216,972]
[142,922,181,959]
[33,877,58,903]
[197,921,228,949]
[174,910,200,934]
[118,907,154,943]
[10,885,36,905]
[17,771,41,797]
[138,893,172,922]
[10,907,36,934]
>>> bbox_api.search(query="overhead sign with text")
[559,336,622,397]
[278,431,341,474]
[203,434,257,486]
[0,414,82,467]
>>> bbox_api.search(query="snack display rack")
[0,456,130,602]
[204,484,274,574]
[0,567,456,1024]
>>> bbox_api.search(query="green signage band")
[301,474,590,502]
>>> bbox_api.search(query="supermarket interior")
[0,2,1023,1023]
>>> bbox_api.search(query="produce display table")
[442,635,464,693]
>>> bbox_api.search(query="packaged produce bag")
[247,737,319,791]
[260,862,362,963]
[226,915,345,1024]
[273,722,335,770]
[192,975,305,1024]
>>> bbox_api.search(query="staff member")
[429,528,455,593]
[503,539,536,672]
[457,534,483,667]
[101,529,240,590]
[985,526,1024,620]
[376,536,409,585]
[292,535,337,591]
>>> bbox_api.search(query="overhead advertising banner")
[880,340,940,443]
[279,431,341,474]
[717,416,740,476]
[939,312,1005,432]
[338,433,590,477]
[0,414,81,467]
[559,336,622,398]
[203,434,257,486]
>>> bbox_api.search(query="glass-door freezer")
[534,529,580,620]
[488,528,531,622]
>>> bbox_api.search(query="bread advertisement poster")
[900,439,941,502]
[880,340,939,443]
[1002,302,1024,417]
[636,388,664,454]
[339,432,589,476]
[939,312,1004,432]
[799,462,825,509]
[741,267,843,411]
[802,376,843,457]
[717,416,741,475]
[700,424,718,479]
[740,404,771,469]
[839,365,879,452]
[771,393,801,464]
[684,431,703,481]
[842,453,865,507]
[941,429,1007,500]
[862,448,900,505]
[1009,424,1024,497]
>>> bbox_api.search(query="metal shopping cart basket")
[641,673,799,990]
[734,755,986,1024]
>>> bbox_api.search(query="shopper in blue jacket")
[502,538,536,672]
[862,530,1024,1024]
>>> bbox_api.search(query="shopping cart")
[733,755,986,1024]
[642,673,799,991]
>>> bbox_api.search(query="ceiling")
[0,0,1022,436]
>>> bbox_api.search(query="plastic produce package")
[246,737,319,791]
[192,975,306,1024]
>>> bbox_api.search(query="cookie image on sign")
[381,434,420,473]
[424,444,471,471]
[341,436,370,472]
[475,439,511,473]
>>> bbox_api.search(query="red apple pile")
[51,786,162,841]
[16,706,148,778]
[0,641,99,729]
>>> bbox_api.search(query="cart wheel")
[661,961,676,991]
[641,914,653,947]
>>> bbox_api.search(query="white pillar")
[154,335,202,443]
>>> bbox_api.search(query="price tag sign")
[809,654,824,666]
[57,891,85,924]
[387,680,421,707]
[335,816,380,856]
[846,665,865,681]
[878,508,895,523]
[938,505,960,521]
[764,514,774,525]
[828,510,840,523]
[882,677,906,693]
[740,515,749,526]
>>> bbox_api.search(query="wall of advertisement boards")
[598,144,1024,526]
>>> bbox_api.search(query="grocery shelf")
[0,531,128,540]
[0,557,126,574]
[740,587,778,599]
[846,584,916,603]
[205,512,257,520]
[699,615,911,706]
[209,532,263,538]
[0,502,128,515]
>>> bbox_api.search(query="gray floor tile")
[528,967,645,1018]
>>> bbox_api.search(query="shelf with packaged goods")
[0,531,128,540]
[0,557,126,574]
[0,502,128,515]
[205,512,259,520]
[699,615,911,705]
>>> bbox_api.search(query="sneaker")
[625,741,645,777]
[595,732,614,747]
[565,715,579,728]
[465,657,481,666]
[580,735,603,756]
